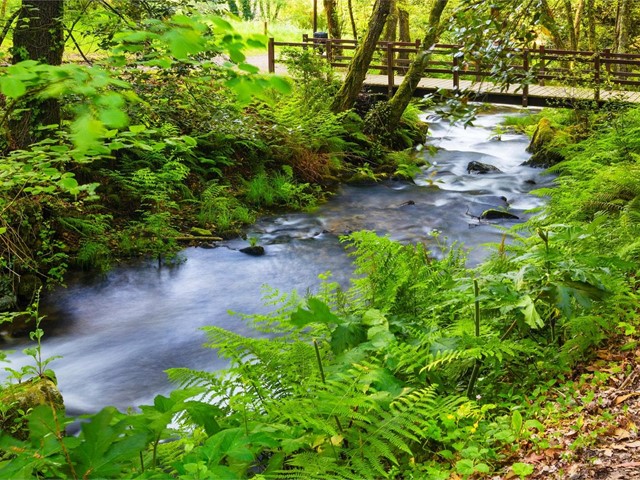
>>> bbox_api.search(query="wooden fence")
[267,36,640,106]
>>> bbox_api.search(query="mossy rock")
[524,118,565,168]
[190,227,213,237]
[0,377,64,440]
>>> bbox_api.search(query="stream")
[1,107,553,414]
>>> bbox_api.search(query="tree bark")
[384,0,397,42]
[573,0,585,48]
[540,0,566,49]
[347,0,357,40]
[9,0,64,150]
[227,0,239,16]
[585,0,596,50]
[397,8,411,66]
[563,0,577,50]
[330,0,391,113]
[323,0,341,39]
[385,0,448,130]
[614,0,631,54]
[398,8,410,43]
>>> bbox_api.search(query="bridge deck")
[265,56,640,107]
[363,74,640,107]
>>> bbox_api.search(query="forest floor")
[497,334,640,479]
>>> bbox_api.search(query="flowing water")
[1,107,553,414]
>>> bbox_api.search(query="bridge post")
[522,49,529,108]
[453,52,460,90]
[593,53,601,102]
[268,37,275,73]
[326,39,333,64]
[539,45,545,86]
[386,42,395,98]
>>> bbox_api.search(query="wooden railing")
[267,36,640,106]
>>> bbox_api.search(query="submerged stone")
[480,209,520,220]
[240,246,265,256]
[467,161,502,174]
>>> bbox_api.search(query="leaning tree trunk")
[347,0,357,40]
[9,0,64,150]
[323,0,341,38]
[330,0,391,113]
[385,0,448,131]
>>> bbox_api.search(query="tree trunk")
[398,8,410,42]
[563,0,577,50]
[330,0,391,113]
[384,0,397,42]
[573,0,585,48]
[347,0,357,40]
[323,0,341,39]
[397,8,411,67]
[540,0,566,49]
[385,0,448,130]
[9,0,64,150]
[585,0,596,50]
[227,0,239,16]
[614,0,630,54]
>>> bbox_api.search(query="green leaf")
[71,113,105,151]
[0,76,26,98]
[290,297,341,327]
[517,295,543,329]
[455,459,476,475]
[512,462,534,477]
[269,76,292,95]
[58,176,79,192]
[99,108,128,129]
[511,410,523,436]
[238,63,260,74]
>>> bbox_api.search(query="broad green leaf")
[58,176,79,192]
[99,108,128,128]
[238,63,260,74]
[455,459,476,475]
[290,297,341,327]
[0,76,26,98]
[512,462,534,477]
[269,76,292,94]
[71,113,105,151]
[511,410,523,436]
[517,295,543,329]
[210,17,233,32]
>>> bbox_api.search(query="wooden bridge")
[267,36,640,107]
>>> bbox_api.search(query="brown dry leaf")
[618,462,640,468]
[603,449,613,457]
[614,428,633,439]
[524,452,546,463]
[624,440,640,448]
[615,392,640,405]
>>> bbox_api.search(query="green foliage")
[243,166,318,210]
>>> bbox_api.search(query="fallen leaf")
[615,392,640,405]
[603,449,613,457]
[619,462,640,468]
[614,428,632,439]
[624,441,640,448]
[524,453,545,463]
